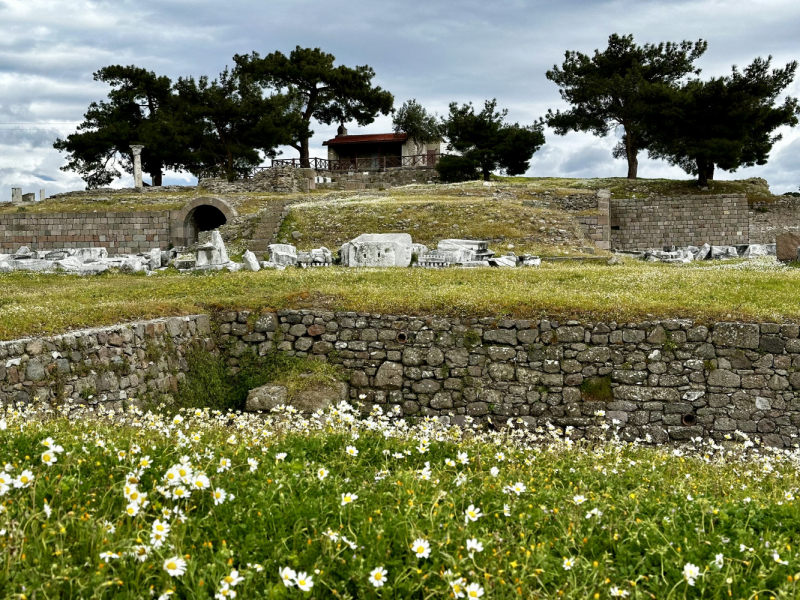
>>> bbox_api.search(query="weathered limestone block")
[339,233,413,268]
[242,251,260,272]
[374,362,403,389]
[707,369,741,388]
[483,329,517,346]
[776,233,800,261]
[75,248,109,263]
[245,384,288,412]
[290,381,349,412]
[713,323,760,349]
[149,248,162,270]
[196,231,229,267]
[268,244,297,266]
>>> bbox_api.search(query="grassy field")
[1,404,798,599]
[280,193,594,256]
[1,175,775,218]
[0,259,798,340]
[0,190,301,216]
[494,176,775,202]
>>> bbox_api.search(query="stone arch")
[172,197,238,247]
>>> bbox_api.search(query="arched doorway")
[172,197,238,247]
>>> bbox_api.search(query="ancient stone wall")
[4,309,800,448]
[312,168,439,191]
[198,166,308,194]
[749,197,800,244]
[610,194,749,251]
[0,210,175,254]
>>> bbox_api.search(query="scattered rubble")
[2,230,781,277]
[635,243,776,264]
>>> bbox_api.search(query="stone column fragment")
[130,145,144,189]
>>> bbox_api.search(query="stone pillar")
[596,189,611,250]
[130,145,145,189]
[39,189,45,201]
[11,188,21,203]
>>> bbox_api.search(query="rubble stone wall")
[4,309,800,448]
[610,194,749,251]
[314,168,439,191]
[749,197,800,244]
[0,210,175,254]
[198,166,308,194]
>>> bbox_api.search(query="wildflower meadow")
[1,402,800,599]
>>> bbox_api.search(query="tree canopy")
[53,65,188,187]
[441,99,545,182]
[392,99,441,155]
[234,47,394,166]
[645,57,799,186]
[173,68,300,181]
[546,34,708,179]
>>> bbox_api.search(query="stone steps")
[246,202,290,258]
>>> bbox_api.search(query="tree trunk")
[625,129,638,179]
[707,163,715,181]
[226,149,235,182]
[483,167,491,182]
[696,157,709,187]
[300,136,310,168]
[152,167,163,187]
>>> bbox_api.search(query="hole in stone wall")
[396,332,408,344]
[191,205,228,233]
[682,413,697,426]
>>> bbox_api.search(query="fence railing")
[269,153,443,172]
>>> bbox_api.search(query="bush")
[436,155,481,183]
[173,344,340,412]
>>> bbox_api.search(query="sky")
[1,0,799,198]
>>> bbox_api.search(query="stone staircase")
[247,201,290,258]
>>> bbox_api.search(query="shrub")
[436,155,481,183]
[580,375,613,402]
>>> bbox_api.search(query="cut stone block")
[339,233,413,267]
[242,250,261,272]
[709,246,738,260]
[148,248,162,270]
[195,230,229,267]
[268,244,298,266]
[776,233,800,262]
[75,248,109,263]
[742,244,776,258]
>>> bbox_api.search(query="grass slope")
[0,260,798,340]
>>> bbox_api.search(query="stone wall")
[314,168,440,191]
[0,210,176,254]
[749,196,800,244]
[610,194,749,251]
[5,309,800,448]
[198,166,309,194]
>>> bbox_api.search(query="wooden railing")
[269,153,443,172]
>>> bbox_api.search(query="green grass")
[1,405,799,599]
[281,192,596,256]
[0,190,303,217]
[173,345,342,412]
[492,176,775,202]
[0,259,798,341]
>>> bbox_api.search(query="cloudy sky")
[1,0,799,197]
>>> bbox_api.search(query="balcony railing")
[269,153,443,172]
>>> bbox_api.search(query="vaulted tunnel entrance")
[172,197,238,248]
[190,205,228,234]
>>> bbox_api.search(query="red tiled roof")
[323,133,408,146]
